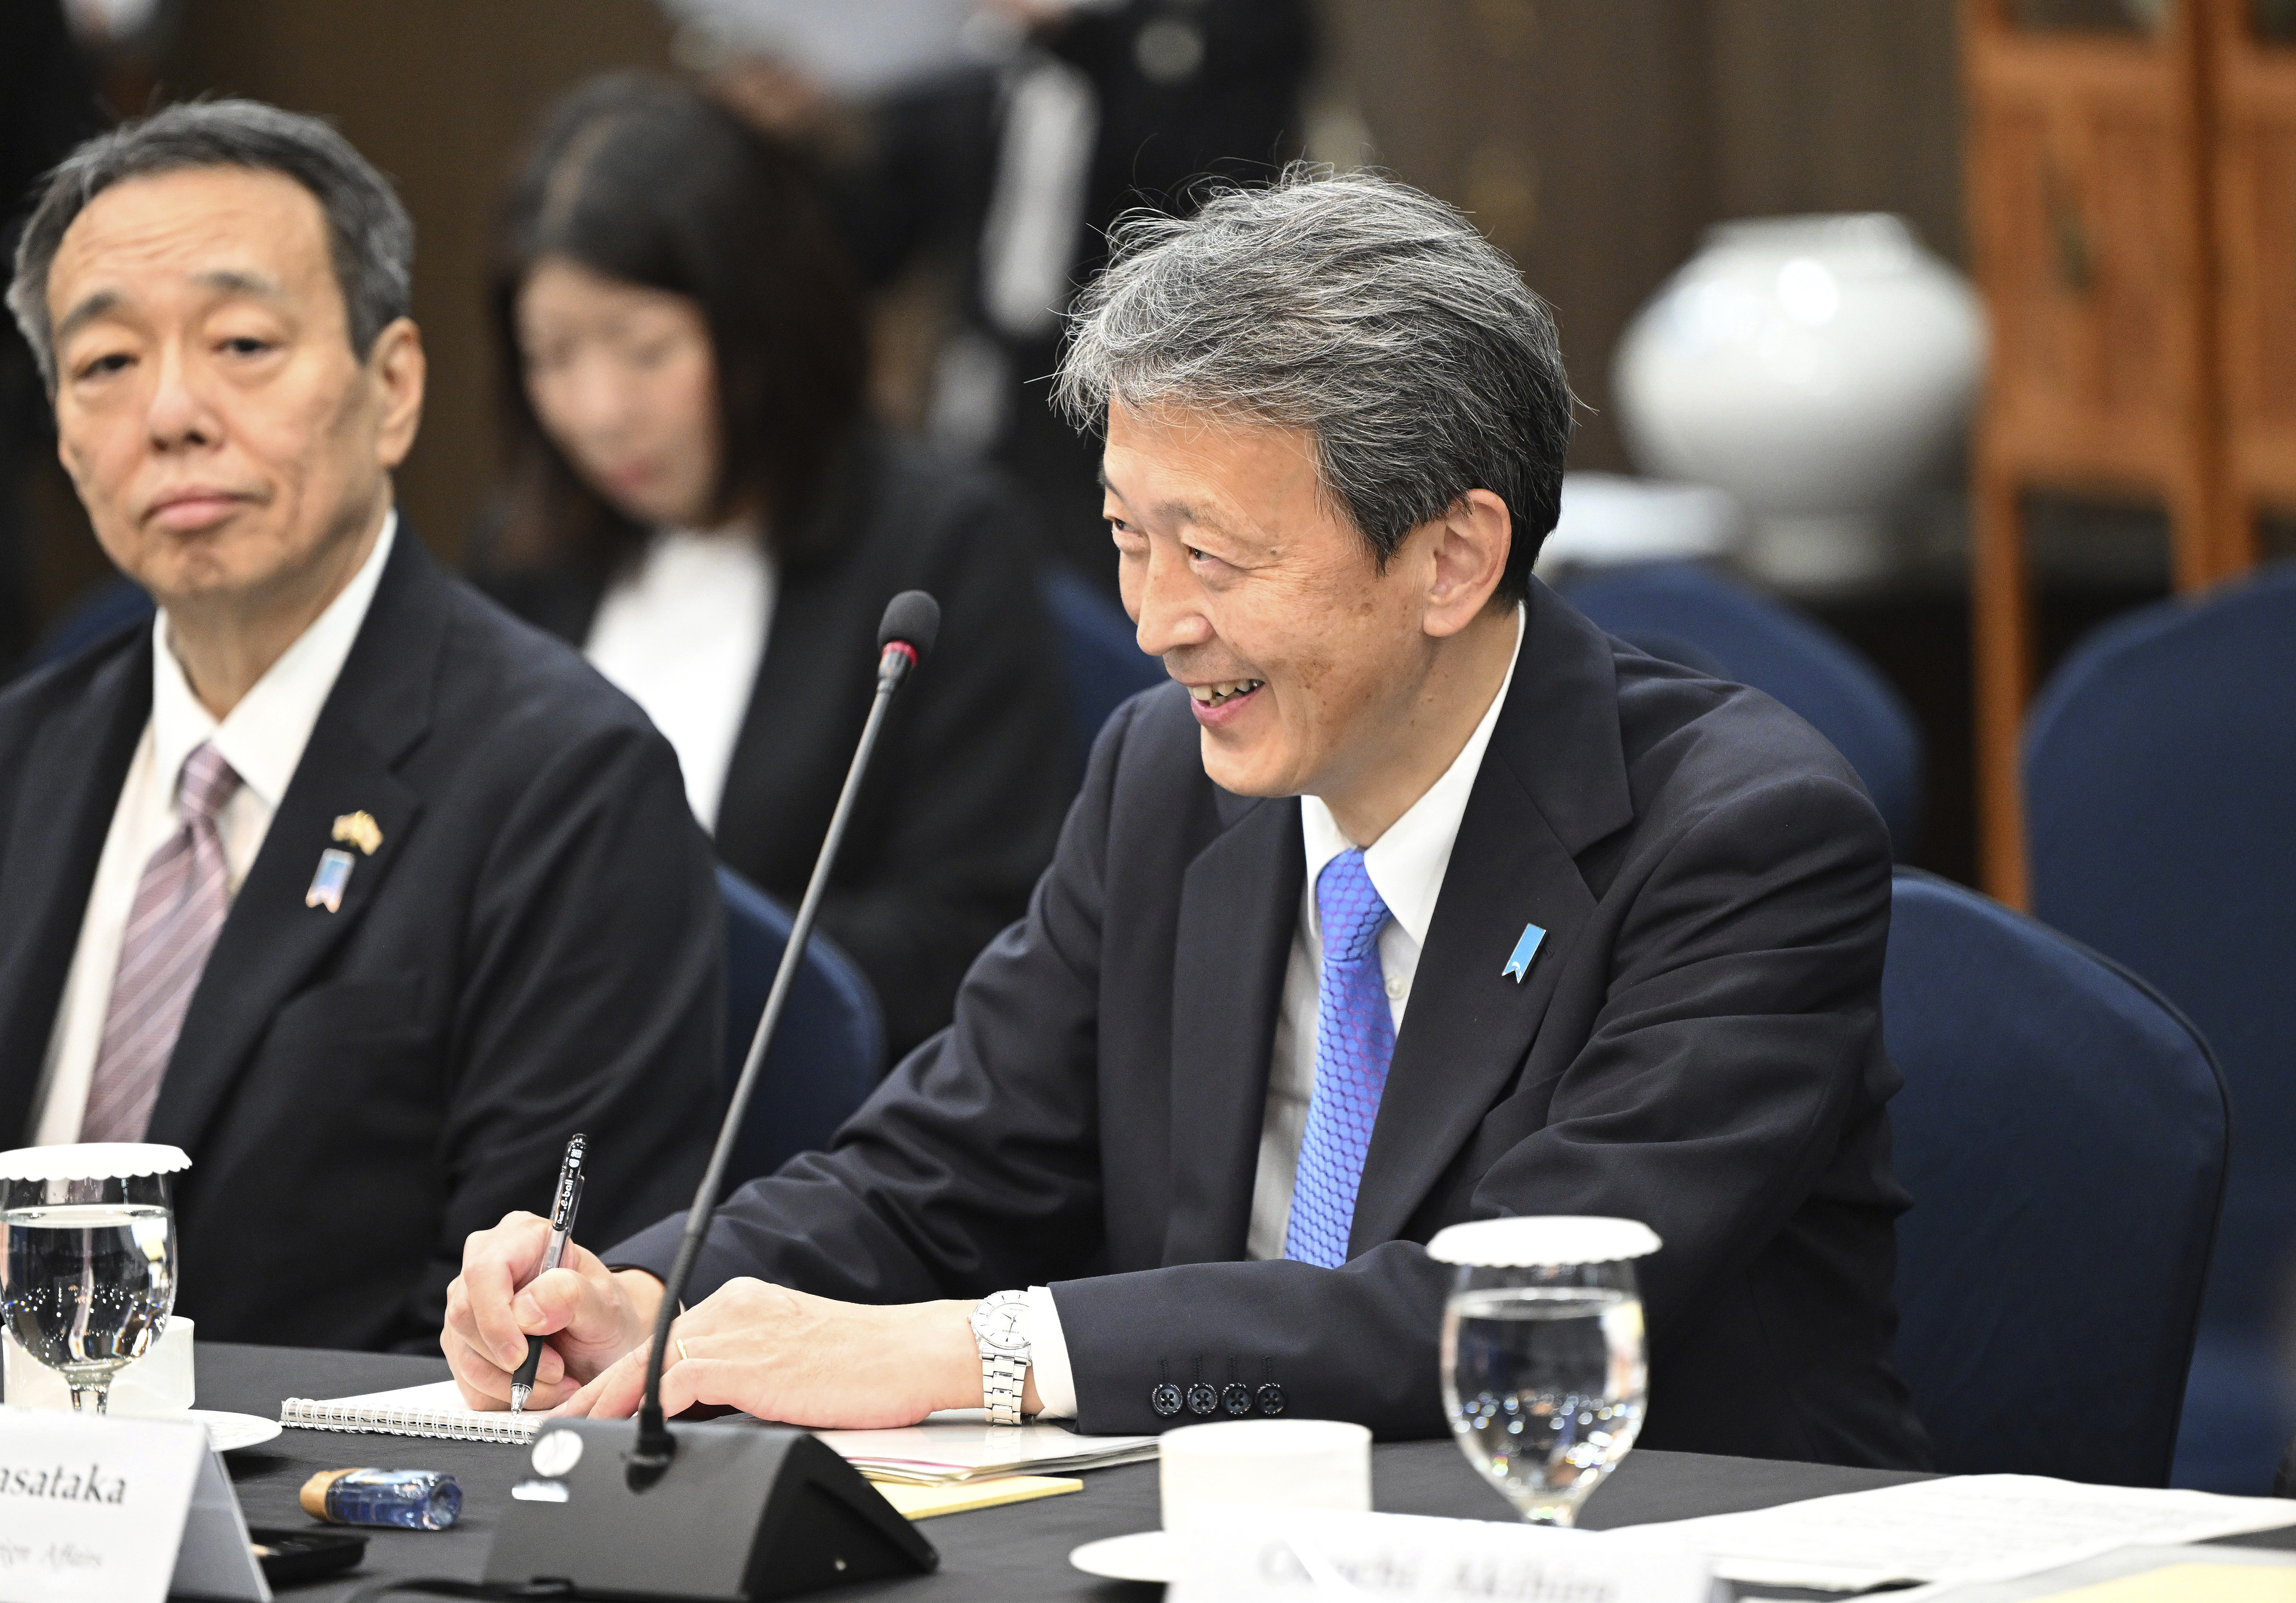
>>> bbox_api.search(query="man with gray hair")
[447,169,1932,1469]
[0,101,720,1350]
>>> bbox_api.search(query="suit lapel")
[145,535,442,1156]
[0,638,152,1137]
[1161,791,1303,1264]
[1349,584,1637,1252]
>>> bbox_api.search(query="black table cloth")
[187,1343,2291,1601]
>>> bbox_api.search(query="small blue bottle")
[300,1468,462,1531]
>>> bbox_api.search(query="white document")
[0,1407,265,1603]
[1610,1473,2296,1592]
[1172,1506,1712,1603]
[811,1409,1157,1484]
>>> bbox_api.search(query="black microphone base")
[484,1417,938,1601]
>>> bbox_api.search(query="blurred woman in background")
[475,72,1069,1058]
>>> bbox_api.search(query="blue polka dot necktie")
[1284,848,1396,1268]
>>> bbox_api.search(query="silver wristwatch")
[969,1289,1032,1425]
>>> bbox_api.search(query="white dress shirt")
[1027,604,1526,1417]
[583,526,776,834]
[30,513,398,1146]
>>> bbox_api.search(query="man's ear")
[369,317,426,471]
[1421,488,1511,639]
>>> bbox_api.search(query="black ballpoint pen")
[510,1133,586,1416]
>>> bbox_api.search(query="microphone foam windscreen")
[878,590,940,660]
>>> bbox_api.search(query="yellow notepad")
[2040,1564,2296,1602]
[869,1475,1082,1520]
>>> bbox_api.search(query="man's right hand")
[442,1211,666,1411]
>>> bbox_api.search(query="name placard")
[1172,1506,1713,1603]
[0,1407,265,1603]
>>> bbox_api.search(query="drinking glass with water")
[0,1145,186,1415]
[1429,1216,1661,1527]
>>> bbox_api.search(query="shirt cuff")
[1025,1284,1077,1420]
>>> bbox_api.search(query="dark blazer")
[0,533,721,1351]
[479,430,1070,1058]
[612,580,1933,1468]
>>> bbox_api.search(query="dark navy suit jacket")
[613,580,1933,1468]
[0,534,721,1351]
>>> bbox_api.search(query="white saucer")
[1070,1529,1175,1584]
[189,1410,283,1452]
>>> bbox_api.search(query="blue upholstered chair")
[1559,561,1923,858]
[24,575,153,673]
[716,866,886,1192]
[2024,561,2296,1491]
[1884,869,2228,1486]
[1040,566,1162,781]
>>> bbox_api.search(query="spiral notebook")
[278,1387,1159,1482]
[279,1380,542,1444]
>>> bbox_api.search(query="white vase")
[1613,213,1986,590]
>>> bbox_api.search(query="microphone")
[485,592,944,1600]
[635,588,940,1478]
[876,588,940,688]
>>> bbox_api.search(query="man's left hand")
[555,1279,1041,1428]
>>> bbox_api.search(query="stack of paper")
[874,1475,1082,1520]
[811,1411,1157,1485]
[1610,1474,2296,1593]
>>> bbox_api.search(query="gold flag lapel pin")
[332,811,383,856]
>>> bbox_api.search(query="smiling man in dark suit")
[0,101,719,1350]
[445,170,1933,1469]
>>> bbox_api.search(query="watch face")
[972,1294,1029,1355]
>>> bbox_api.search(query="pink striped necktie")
[82,741,243,1144]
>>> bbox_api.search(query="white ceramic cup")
[1159,1418,1372,1540]
[2,1314,195,1415]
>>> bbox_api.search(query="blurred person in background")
[976,0,1316,590]
[471,73,1069,1060]
[0,0,105,677]
[659,0,1316,597]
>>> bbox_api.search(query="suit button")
[1185,1383,1219,1416]
[1255,1382,1286,1417]
[1150,1383,1183,1417]
[1220,1383,1252,1417]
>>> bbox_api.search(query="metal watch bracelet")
[983,1352,1028,1426]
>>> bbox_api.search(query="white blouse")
[584,525,776,833]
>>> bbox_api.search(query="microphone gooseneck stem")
[630,642,919,1484]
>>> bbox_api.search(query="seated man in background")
[446,170,1933,1468]
[0,101,720,1350]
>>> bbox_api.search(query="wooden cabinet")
[1965,0,2284,904]
[2210,5,2296,534]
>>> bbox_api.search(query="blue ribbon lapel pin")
[1502,922,1546,984]
[306,848,355,913]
